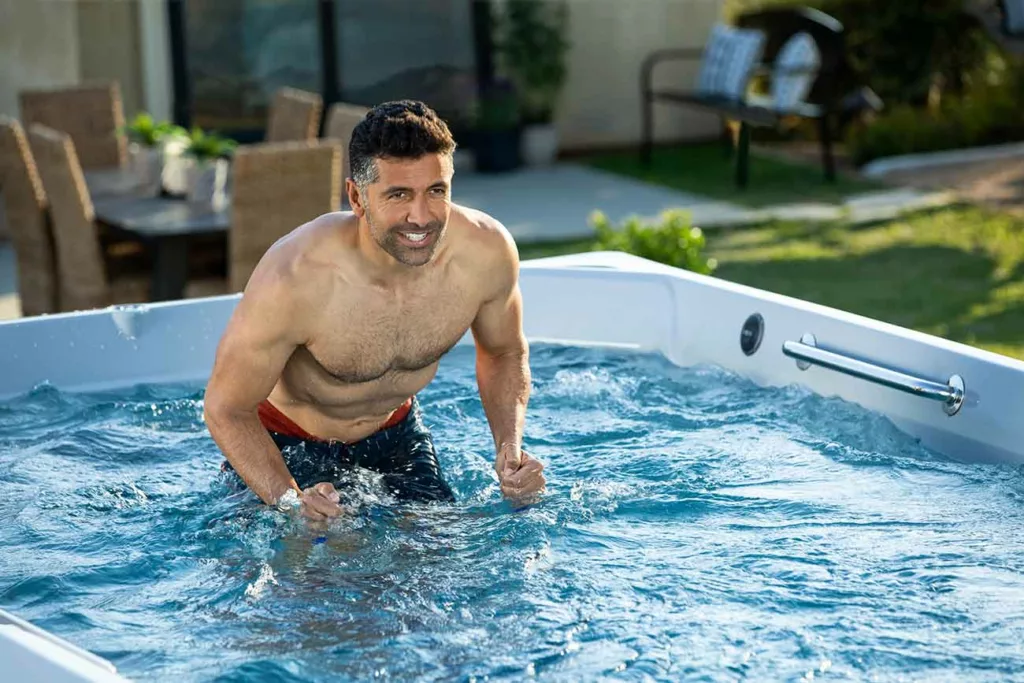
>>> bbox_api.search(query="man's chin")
[386,244,437,267]
[384,231,443,266]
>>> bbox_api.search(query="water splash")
[1,344,1023,682]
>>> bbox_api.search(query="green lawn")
[580,142,883,208]
[519,206,1024,360]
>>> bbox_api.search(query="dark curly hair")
[348,100,456,188]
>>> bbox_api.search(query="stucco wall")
[556,0,724,149]
[0,0,81,120]
[77,0,145,117]
[0,0,80,241]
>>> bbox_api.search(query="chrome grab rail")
[782,333,965,416]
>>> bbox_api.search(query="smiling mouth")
[395,228,438,247]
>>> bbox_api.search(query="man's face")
[358,153,453,267]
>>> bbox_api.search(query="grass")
[579,142,883,208]
[518,205,1024,360]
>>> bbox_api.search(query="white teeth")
[404,232,427,242]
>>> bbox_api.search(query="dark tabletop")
[84,167,149,199]
[93,196,230,237]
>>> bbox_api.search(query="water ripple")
[1,345,1023,681]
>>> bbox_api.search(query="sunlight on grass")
[709,207,1024,359]
[516,206,1024,360]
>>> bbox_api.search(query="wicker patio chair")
[0,117,57,316]
[266,87,323,143]
[185,140,340,298]
[324,101,368,188]
[28,124,148,312]
[19,82,127,170]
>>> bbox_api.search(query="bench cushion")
[771,32,820,111]
[696,23,766,100]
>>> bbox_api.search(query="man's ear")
[346,178,365,217]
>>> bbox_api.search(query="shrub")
[589,210,718,275]
[495,0,570,125]
[847,61,1024,164]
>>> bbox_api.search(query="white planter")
[521,123,560,166]
[161,136,191,196]
[127,143,163,197]
[186,158,229,211]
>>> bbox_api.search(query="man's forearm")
[205,407,299,505]
[476,347,531,456]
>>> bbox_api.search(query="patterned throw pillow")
[771,32,820,111]
[696,23,766,101]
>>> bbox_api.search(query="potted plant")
[121,113,182,196]
[496,0,570,166]
[472,79,522,173]
[182,127,237,210]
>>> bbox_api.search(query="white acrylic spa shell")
[3,252,1024,681]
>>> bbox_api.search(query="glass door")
[169,0,483,141]
[174,0,323,138]
[334,0,479,135]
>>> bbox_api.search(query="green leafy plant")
[847,60,1024,165]
[589,210,718,275]
[473,80,521,132]
[495,0,570,124]
[182,127,238,161]
[121,112,183,147]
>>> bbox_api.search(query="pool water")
[2,344,1024,682]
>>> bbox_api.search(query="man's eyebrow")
[381,181,448,195]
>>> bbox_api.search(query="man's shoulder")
[243,211,356,303]
[262,210,356,272]
[450,203,517,265]
[449,204,519,299]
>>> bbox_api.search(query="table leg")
[150,238,189,301]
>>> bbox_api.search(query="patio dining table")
[85,168,230,302]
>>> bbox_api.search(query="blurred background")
[1,0,1023,358]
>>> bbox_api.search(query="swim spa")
[3,251,1024,681]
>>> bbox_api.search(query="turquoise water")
[2,344,1024,682]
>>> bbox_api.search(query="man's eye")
[431,187,447,196]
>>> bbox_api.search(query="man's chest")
[303,285,480,384]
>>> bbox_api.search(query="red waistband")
[257,397,413,443]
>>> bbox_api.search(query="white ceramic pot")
[161,136,191,196]
[521,123,560,166]
[186,158,229,211]
[128,143,164,197]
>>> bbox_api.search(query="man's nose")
[405,194,432,228]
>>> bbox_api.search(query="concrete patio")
[452,162,954,235]
[450,163,744,241]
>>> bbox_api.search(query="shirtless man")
[203,100,546,520]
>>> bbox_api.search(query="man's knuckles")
[312,482,339,500]
[302,494,341,516]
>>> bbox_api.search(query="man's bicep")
[471,223,527,355]
[472,277,526,356]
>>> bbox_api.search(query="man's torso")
[264,206,496,442]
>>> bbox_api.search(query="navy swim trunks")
[223,396,456,504]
